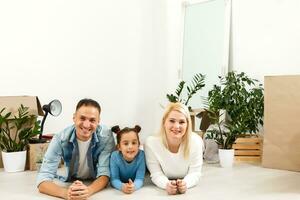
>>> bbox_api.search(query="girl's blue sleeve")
[110,152,123,191]
[134,151,146,190]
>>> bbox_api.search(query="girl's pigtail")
[134,125,141,133]
[111,125,121,134]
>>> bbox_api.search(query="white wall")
[3,0,297,141]
[0,0,180,142]
[230,0,300,83]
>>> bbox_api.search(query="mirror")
[181,0,231,109]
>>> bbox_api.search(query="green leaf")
[166,73,205,108]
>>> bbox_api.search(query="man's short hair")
[76,98,101,114]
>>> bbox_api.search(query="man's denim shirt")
[36,124,115,187]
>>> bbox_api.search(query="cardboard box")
[262,75,300,171]
[190,108,210,131]
[26,142,49,171]
[0,96,43,168]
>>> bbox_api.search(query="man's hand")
[176,179,187,194]
[121,179,135,194]
[67,180,90,200]
[166,180,177,195]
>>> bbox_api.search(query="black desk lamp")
[30,99,62,143]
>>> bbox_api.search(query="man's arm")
[38,176,109,200]
[36,134,63,187]
[38,181,68,199]
[87,175,109,196]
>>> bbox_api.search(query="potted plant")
[166,73,205,109]
[0,104,41,172]
[205,71,264,167]
[205,110,236,167]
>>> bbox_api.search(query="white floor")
[1,163,300,200]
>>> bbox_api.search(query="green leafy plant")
[205,71,264,149]
[205,110,239,149]
[166,73,205,106]
[0,105,41,152]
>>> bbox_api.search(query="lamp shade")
[29,99,62,143]
[48,99,62,116]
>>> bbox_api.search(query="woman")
[144,102,203,195]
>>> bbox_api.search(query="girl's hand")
[166,180,177,195]
[122,179,135,194]
[176,179,187,194]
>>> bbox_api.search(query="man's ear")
[117,144,120,151]
[73,113,76,123]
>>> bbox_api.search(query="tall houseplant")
[166,73,205,108]
[206,71,264,142]
[205,71,264,167]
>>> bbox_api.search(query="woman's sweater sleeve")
[183,134,203,188]
[144,138,169,189]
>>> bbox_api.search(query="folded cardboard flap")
[0,96,44,168]
[0,96,44,117]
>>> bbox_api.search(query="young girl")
[110,125,146,194]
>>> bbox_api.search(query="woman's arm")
[144,139,169,189]
[183,134,203,188]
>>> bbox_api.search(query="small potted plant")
[0,105,41,172]
[205,71,264,167]
[205,110,237,167]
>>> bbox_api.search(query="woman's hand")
[166,180,177,195]
[122,179,135,194]
[176,179,187,194]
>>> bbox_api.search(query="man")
[37,98,115,199]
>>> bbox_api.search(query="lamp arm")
[39,111,49,140]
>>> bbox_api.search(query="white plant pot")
[218,149,234,168]
[1,150,27,172]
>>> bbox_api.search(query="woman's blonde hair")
[159,102,192,159]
